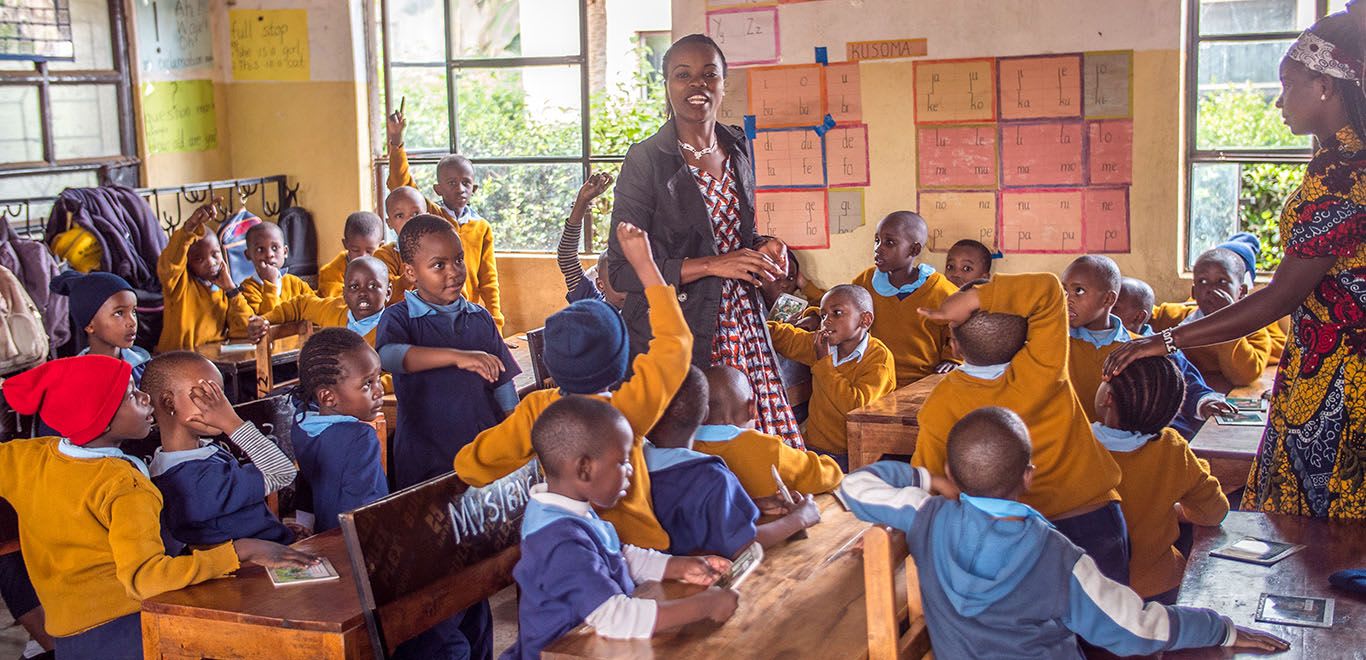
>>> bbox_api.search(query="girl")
[49,270,150,382]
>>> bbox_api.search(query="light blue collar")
[1137,323,1155,337]
[1179,307,1206,325]
[298,411,361,437]
[347,310,384,336]
[871,264,935,298]
[1091,422,1154,453]
[58,438,150,479]
[148,439,221,476]
[194,277,221,293]
[522,484,621,553]
[958,362,1008,380]
[831,332,871,367]
[79,346,151,369]
[642,442,710,472]
[439,203,477,226]
[693,424,746,442]
[405,290,475,318]
[1069,315,1130,349]
[959,493,1051,526]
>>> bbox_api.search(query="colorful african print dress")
[689,159,804,448]
[1245,125,1366,520]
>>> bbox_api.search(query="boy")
[375,186,426,305]
[917,273,1129,583]
[456,222,688,550]
[694,365,843,499]
[50,270,150,381]
[767,285,897,466]
[157,199,254,353]
[142,353,297,550]
[240,256,391,347]
[558,172,623,305]
[509,396,737,660]
[239,222,316,316]
[317,211,386,298]
[1061,255,1136,422]
[841,407,1289,659]
[944,238,993,289]
[387,108,503,331]
[852,211,958,386]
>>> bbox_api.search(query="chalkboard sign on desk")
[0,0,75,61]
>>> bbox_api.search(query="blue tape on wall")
[812,114,837,136]
[814,46,828,64]
[743,115,757,140]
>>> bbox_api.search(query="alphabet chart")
[718,68,750,126]
[706,7,780,67]
[828,188,866,234]
[753,127,826,188]
[748,64,825,128]
[919,190,998,253]
[755,189,830,249]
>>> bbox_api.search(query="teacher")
[606,34,801,447]
[1107,10,1365,519]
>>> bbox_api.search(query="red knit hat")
[3,355,133,446]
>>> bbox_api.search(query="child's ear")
[316,386,337,410]
[859,311,875,331]
[1102,291,1118,310]
[1238,283,1249,299]
[575,455,594,483]
[156,391,177,416]
[1021,463,1037,493]
[403,262,417,283]
[470,183,480,194]
[84,322,96,334]
[910,241,923,259]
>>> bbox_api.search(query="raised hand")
[574,172,614,214]
[184,197,222,233]
[918,288,981,327]
[185,379,245,435]
[386,98,407,148]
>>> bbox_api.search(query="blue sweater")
[151,445,293,548]
[644,445,757,558]
[291,416,389,533]
[839,462,1235,659]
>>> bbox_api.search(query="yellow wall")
[499,255,597,335]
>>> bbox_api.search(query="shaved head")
[946,407,1032,499]
[703,365,753,428]
[385,186,425,215]
[533,396,630,478]
[1064,255,1122,295]
[647,366,708,449]
[1118,277,1155,311]
[879,211,928,244]
[953,311,1027,366]
[346,254,389,281]
[1194,248,1247,282]
[823,284,874,315]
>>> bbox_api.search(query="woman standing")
[606,35,803,447]
[1107,11,1365,519]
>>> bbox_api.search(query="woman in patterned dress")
[606,34,804,447]
[1108,11,1366,519]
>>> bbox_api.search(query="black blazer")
[606,120,764,366]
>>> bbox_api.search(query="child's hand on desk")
[246,316,270,343]
[919,288,980,327]
[1199,398,1237,419]
[788,493,821,530]
[666,555,731,586]
[186,379,246,435]
[701,587,740,622]
[1231,626,1290,652]
[233,538,320,569]
[450,349,505,383]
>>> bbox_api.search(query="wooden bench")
[846,373,944,470]
[863,525,931,660]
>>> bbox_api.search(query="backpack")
[0,215,69,351]
[217,207,262,286]
[279,205,318,279]
[0,265,49,375]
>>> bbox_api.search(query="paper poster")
[1084,187,1130,253]
[825,124,869,187]
[823,62,862,124]
[1084,51,1133,119]
[998,54,1083,121]
[847,38,928,62]
[754,128,825,188]
[917,124,997,189]
[919,190,998,252]
[718,68,750,126]
[999,189,1084,253]
[1087,120,1133,185]
[706,7,779,68]
[141,80,217,153]
[755,189,829,249]
[913,59,996,124]
[229,9,309,81]
[999,121,1085,187]
[133,0,212,73]
[828,188,865,234]
[706,0,778,7]
[748,64,824,128]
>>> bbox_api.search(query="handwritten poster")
[141,80,217,153]
[133,0,212,73]
[718,68,749,126]
[824,62,862,124]
[706,7,779,68]
[917,125,997,189]
[1084,51,1133,119]
[919,191,998,252]
[755,189,829,249]
[1000,121,1085,187]
[229,9,309,81]
[828,188,865,234]
[754,128,825,188]
[825,124,869,187]
[998,55,1083,121]
[748,64,824,128]
[913,59,996,124]
[1084,187,1131,253]
[1087,120,1133,185]
[999,189,1084,253]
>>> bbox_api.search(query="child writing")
[0,356,314,658]
[852,211,958,385]
[156,199,254,353]
[317,211,386,298]
[840,407,1289,658]
[508,396,737,660]
[239,221,316,316]
[50,270,150,381]
[1093,355,1229,603]
[1061,255,1136,422]
[557,172,622,305]
[240,256,391,347]
[943,238,993,289]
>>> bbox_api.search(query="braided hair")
[294,327,370,415]
[1107,355,1186,435]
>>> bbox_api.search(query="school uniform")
[852,265,958,387]
[693,424,843,499]
[557,219,605,304]
[78,346,150,383]
[1136,324,1224,439]
[766,324,897,454]
[156,223,253,353]
[643,444,757,558]
[1150,303,1277,387]
[1068,315,1138,422]
[292,413,389,534]
[240,273,315,316]
[317,250,349,298]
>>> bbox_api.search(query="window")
[376,0,671,253]
[1185,0,1347,271]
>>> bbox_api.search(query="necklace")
[678,137,718,159]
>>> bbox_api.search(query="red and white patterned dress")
[689,159,803,447]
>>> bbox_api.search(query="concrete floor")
[1,607,29,658]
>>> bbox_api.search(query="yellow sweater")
[912,273,1122,519]
[454,285,692,550]
[240,273,314,316]
[316,250,348,298]
[229,294,391,393]
[1266,319,1288,366]
[767,323,897,453]
[156,224,253,353]
[0,438,239,636]
[1068,329,1138,423]
[693,428,843,499]
[1109,428,1228,598]
[388,145,503,331]
[852,267,958,387]
[1150,303,1276,387]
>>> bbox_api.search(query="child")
[376,186,426,305]
[1061,255,1135,422]
[841,407,1289,659]
[852,211,958,386]
[0,356,313,658]
[767,285,897,466]
[387,107,503,331]
[239,222,316,316]
[239,256,391,347]
[694,365,843,499]
[156,199,254,353]
[290,328,389,534]
[50,270,150,381]
[755,234,825,314]
[376,214,521,490]
[508,396,737,660]
[456,222,689,551]
[646,367,821,557]
[1093,356,1229,603]
[317,211,386,298]
[917,273,1128,584]
[142,352,297,550]
[944,238,993,289]
[558,172,622,305]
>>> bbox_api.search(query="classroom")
[0,0,1362,658]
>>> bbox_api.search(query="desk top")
[1190,366,1278,461]
[196,334,306,369]
[846,373,944,425]
[542,496,874,659]
[1167,512,1365,659]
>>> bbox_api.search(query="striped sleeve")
[228,423,297,495]
[838,461,934,531]
[558,220,586,293]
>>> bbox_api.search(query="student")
[841,407,1289,659]
[290,328,389,534]
[557,172,622,305]
[0,355,314,659]
[916,273,1129,584]
[0,552,51,660]
[317,211,386,298]
[50,270,150,382]
[156,199,254,353]
[240,256,391,347]
[944,238,993,289]
[1094,356,1229,603]
[456,222,688,550]
[755,234,824,313]
[693,365,843,499]
[376,214,520,490]
[239,222,315,316]
[767,285,897,467]
[142,352,297,550]
[507,396,737,660]
[387,108,503,331]
[376,186,425,304]
[646,367,820,557]
[1061,255,1136,422]
[852,211,958,386]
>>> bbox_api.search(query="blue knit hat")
[1215,232,1260,283]
[49,270,135,329]
[544,299,630,394]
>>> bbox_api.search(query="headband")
[1287,30,1362,83]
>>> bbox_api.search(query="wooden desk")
[542,495,875,659]
[196,335,306,403]
[141,530,371,659]
[845,373,944,470]
[1167,512,1365,659]
[1190,367,1278,497]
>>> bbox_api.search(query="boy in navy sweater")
[508,396,737,660]
[840,407,1290,659]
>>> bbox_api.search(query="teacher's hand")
[756,237,789,274]
[707,249,784,285]
[1102,335,1168,380]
